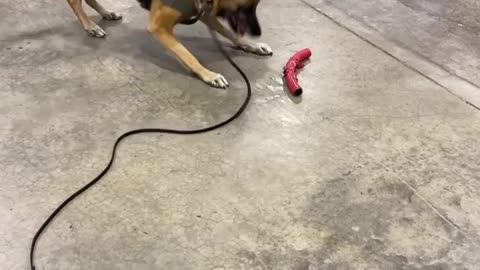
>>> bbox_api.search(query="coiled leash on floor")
[30,27,252,270]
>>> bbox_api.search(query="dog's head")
[216,0,262,37]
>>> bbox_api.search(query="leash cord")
[30,28,252,270]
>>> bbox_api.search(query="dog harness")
[163,0,198,24]
[138,0,214,25]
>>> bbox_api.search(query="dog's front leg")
[85,0,122,21]
[202,16,273,56]
[149,3,228,88]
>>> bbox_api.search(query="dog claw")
[241,42,273,56]
[86,25,106,38]
[205,73,229,89]
[103,12,122,21]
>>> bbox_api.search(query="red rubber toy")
[283,48,312,96]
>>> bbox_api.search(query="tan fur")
[66,0,122,37]
[148,1,222,84]
[65,0,270,88]
[147,0,269,87]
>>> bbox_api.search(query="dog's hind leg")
[66,0,106,37]
[85,0,122,21]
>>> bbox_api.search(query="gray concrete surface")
[305,0,480,107]
[1,0,480,269]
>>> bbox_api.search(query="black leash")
[30,29,252,270]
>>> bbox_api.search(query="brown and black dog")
[66,0,272,88]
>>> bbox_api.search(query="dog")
[65,0,272,88]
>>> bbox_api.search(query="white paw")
[241,42,273,56]
[85,25,106,38]
[103,11,122,21]
[204,73,229,89]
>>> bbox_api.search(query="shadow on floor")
[2,17,271,83]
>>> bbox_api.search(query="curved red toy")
[283,48,312,96]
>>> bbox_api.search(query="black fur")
[137,0,152,10]
[136,0,200,25]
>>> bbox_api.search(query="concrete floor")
[307,0,480,107]
[1,0,480,269]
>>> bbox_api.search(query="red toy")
[283,48,312,96]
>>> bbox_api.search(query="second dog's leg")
[66,0,106,37]
[85,0,122,20]
[202,16,273,55]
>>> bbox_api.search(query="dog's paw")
[85,25,106,38]
[103,11,122,21]
[203,73,229,89]
[240,42,273,56]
